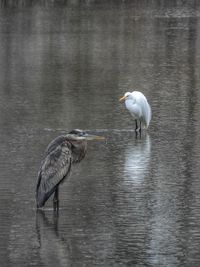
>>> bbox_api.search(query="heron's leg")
[135,119,138,131]
[53,187,59,211]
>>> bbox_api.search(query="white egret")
[119,91,151,131]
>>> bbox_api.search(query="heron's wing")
[45,135,67,155]
[36,143,72,208]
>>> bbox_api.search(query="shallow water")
[0,1,200,266]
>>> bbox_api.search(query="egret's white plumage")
[119,91,151,131]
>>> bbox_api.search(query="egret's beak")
[119,95,126,102]
[85,134,105,141]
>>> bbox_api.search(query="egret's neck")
[125,97,136,108]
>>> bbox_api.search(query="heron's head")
[67,129,105,141]
[119,92,131,102]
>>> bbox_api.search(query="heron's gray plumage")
[36,129,104,209]
[36,139,73,208]
[36,130,87,208]
[45,135,69,155]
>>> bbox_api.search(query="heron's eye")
[79,132,85,136]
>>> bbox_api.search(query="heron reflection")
[36,210,71,266]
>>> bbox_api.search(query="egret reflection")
[123,134,151,185]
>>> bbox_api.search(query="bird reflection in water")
[36,210,71,266]
[123,134,151,185]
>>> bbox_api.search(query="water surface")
[0,1,200,266]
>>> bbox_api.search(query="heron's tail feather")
[36,188,52,208]
[36,172,57,208]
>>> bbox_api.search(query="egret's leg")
[135,130,141,139]
[53,187,59,211]
[135,119,138,131]
[139,121,142,132]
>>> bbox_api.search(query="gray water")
[0,1,200,266]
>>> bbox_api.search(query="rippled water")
[0,1,200,266]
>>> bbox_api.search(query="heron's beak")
[85,134,105,141]
[119,95,126,102]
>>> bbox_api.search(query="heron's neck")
[70,140,87,163]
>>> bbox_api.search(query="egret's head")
[67,129,105,141]
[119,92,131,102]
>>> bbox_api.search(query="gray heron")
[36,129,105,210]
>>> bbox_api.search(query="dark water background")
[0,1,200,266]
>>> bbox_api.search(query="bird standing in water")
[36,129,105,211]
[119,91,151,132]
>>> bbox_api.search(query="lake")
[0,1,200,266]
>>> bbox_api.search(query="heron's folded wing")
[36,143,72,207]
[45,135,67,155]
